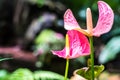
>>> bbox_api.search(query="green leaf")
[93,65,104,78]
[37,0,44,5]
[27,0,45,7]
[76,65,104,79]
[0,58,12,62]
[0,70,8,80]
[76,67,87,78]
[35,29,54,44]
[34,71,65,80]
[8,68,34,80]
[99,36,120,64]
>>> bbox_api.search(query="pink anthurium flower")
[52,30,90,59]
[64,1,114,37]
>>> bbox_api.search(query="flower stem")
[64,58,69,80]
[89,36,94,80]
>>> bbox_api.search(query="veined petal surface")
[52,30,90,59]
[64,9,80,30]
[93,1,114,37]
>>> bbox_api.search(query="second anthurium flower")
[52,30,90,59]
[51,30,90,80]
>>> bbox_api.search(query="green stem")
[64,58,69,80]
[89,36,94,80]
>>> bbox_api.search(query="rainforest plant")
[52,30,90,80]
[51,1,114,80]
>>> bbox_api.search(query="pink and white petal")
[67,30,90,59]
[51,48,66,59]
[93,1,114,37]
[51,30,90,59]
[64,9,80,30]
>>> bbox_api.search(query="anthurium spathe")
[52,30,90,59]
[64,1,114,37]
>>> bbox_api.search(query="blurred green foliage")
[28,0,44,6]
[0,68,65,80]
[34,29,64,67]
[99,37,120,64]
[8,68,34,80]
[34,71,64,80]
[0,70,9,80]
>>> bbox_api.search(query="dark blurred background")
[0,0,120,79]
